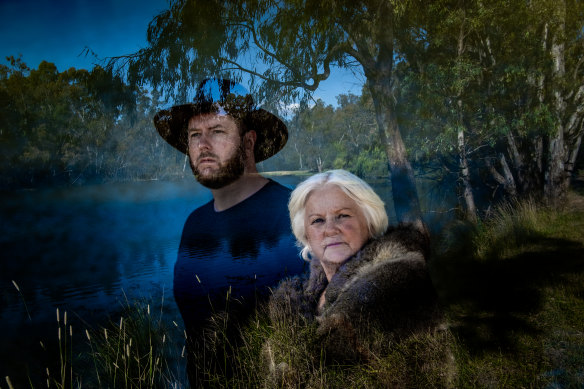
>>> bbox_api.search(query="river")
[0,174,454,386]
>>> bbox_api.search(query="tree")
[272,92,385,176]
[396,0,584,213]
[0,57,173,188]
[109,0,428,231]
[331,92,386,177]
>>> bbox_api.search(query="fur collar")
[305,223,429,311]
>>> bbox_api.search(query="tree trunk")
[544,0,570,202]
[368,81,425,233]
[294,142,303,170]
[347,1,425,233]
[544,126,569,201]
[455,18,477,221]
[499,153,518,197]
[487,154,518,198]
[182,154,188,175]
[457,122,477,221]
[566,133,582,180]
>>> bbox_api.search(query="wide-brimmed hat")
[153,78,288,162]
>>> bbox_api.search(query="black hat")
[153,78,288,162]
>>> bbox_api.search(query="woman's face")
[304,184,370,273]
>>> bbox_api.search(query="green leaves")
[396,0,584,202]
[0,59,176,188]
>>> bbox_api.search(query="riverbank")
[210,190,584,388]
[5,189,583,388]
[429,188,584,388]
[195,188,584,387]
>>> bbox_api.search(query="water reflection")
[0,174,456,386]
[0,179,210,385]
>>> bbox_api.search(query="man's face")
[187,113,246,189]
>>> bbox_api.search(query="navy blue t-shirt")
[173,179,305,333]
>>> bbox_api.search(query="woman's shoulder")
[327,223,429,295]
[324,223,437,321]
[366,223,430,263]
[269,271,320,322]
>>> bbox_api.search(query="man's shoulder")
[182,179,291,228]
[258,179,292,199]
[245,179,292,211]
[186,199,215,220]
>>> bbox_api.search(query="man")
[153,78,304,382]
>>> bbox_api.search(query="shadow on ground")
[430,228,584,356]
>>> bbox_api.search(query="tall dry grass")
[83,297,185,388]
[5,290,186,389]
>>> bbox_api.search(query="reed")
[11,280,31,321]
[83,296,185,388]
[5,291,186,388]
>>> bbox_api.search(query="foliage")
[113,0,365,105]
[396,0,584,209]
[0,57,184,188]
[266,92,386,177]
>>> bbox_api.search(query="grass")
[186,304,456,388]
[7,189,584,388]
[5,294,187,389]
[430,190,584,388]
[202,191,584,388]
[81,297,185,388]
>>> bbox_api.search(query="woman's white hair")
[288,169,389,260]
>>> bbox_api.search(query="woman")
[270,170,441,361]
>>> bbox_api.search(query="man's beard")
[190,142,246,189]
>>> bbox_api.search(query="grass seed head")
[11,280,20,292]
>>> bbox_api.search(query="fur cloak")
[269,224,442,360]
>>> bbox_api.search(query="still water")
[0,175,453,385]
[1,178,194,383]
[0,175,314,385]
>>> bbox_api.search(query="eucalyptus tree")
[279,92,384,175]
[295,100,336,172]
[445,0,584,203]
[331,92,385,177]
[109,0,428,230]
[399,0,583,213]
[463,0,584,203]
[530,0,583,201]
[0,57,140,187]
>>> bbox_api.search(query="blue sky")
[0,0,170,71]
[0,0,363,105]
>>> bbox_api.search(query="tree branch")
[228,21,303,80]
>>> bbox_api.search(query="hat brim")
[153,103,288,163]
